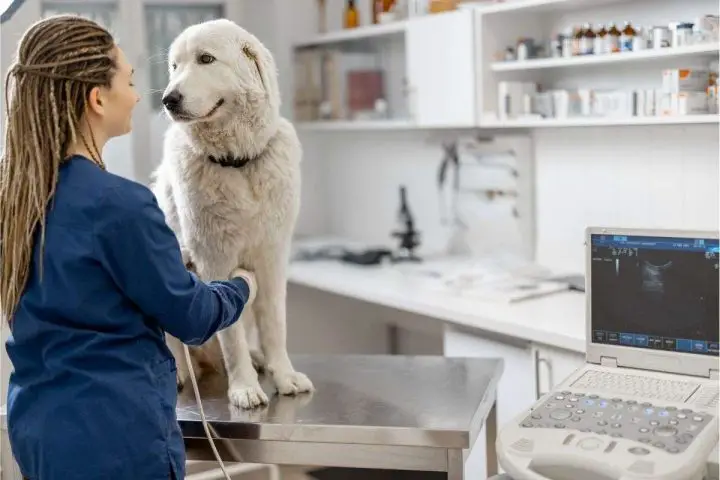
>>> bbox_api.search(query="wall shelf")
[474,0,629,15]
[296,119,416,131]
[293,20,407,49]
[480,114,720,128]
[491,43,720,72]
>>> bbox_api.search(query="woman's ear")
[87,86,105,117]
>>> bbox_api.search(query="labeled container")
[657,91,709,116]
[550,35,562,58]
[708,85,719,114]
[652,25,671,48]
[632,26,648,51]
[672,22,695,47]
[643,89,656,116]
[594,24,608,54]
[620,21,636,52]
[662,68,710,93]
[582,24,596,55]
[607,23,622,53]
[562,28,574,57]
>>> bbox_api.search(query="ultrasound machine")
[497,227,719,480]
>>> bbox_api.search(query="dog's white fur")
[150,19,313,409]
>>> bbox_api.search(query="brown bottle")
[620,21,636,52]
[607,23,621,53]
[344,0,359,29]
[373,0,382,24]
[573,25,585,56]
[594,24,607,54]
[583,23,596,55]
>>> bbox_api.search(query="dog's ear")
[243,45,280,98]
[242,46,265,91]
[242,43,280,108]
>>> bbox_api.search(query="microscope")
[390,185,421,263]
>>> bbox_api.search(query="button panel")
[520,392,713,455]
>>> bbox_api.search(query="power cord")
[183,344,244,480]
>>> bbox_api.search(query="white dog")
[150,19,313,409]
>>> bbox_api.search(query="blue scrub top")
[5,155,251,480]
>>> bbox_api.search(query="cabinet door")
[405,10,477,128]
[443,326,535,478]
[533,344,586,399]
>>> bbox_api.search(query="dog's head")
[162,19,280,128]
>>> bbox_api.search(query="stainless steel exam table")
[179,354,503,479]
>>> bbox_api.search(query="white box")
[677,92,710,115]
[662,69,710,93]
[594,90,633,118]
[498,82,538,119]
[657,91,709,116]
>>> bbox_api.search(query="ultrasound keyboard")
[570,370,701,403]
[497,377,719,480]
[518,390,712,456]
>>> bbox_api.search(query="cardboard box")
[657,91,709,116]
[662,69,710,93]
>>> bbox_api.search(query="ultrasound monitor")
[590,233,719,357]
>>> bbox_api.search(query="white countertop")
[288,260,587,353]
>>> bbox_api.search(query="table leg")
[485,401,498,477]
[446,449,465,480]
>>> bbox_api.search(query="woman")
[1,15,255,479]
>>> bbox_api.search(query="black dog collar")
[208,154,254,169]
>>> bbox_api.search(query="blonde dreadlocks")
[0,15,117,323]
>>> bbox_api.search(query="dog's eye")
[171,62,177,71]
[199,54,216,65]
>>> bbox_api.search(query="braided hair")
[0,15,117,322]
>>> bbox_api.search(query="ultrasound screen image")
[590,234,719,356]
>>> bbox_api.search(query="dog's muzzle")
[162,90,184,115]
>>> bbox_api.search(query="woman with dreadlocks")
[1,15,256,480]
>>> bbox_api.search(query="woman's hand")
[231,268,256,305]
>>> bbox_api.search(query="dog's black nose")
[162,91,183,112]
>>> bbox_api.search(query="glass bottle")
[344,0,359,29]
[620,21,636,52]
[607,22,622,53]
[373,0,382,23]
[573,25,585,56]
[594,24,608,55]
[583,24,596,55]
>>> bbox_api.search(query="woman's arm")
[92,183,252,346]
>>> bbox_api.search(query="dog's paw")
[176,365,191,392]
[229,383,269,409]
[250,349,266,373]
[273,370,314,396]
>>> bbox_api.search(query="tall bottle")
[583,24,596,55]
[607,23,622,53]
[573,25,585,56]
[620,21,636,52]
[594,24,608,55]
[344,0,359,29]
[373,0,382,23]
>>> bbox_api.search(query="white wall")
[535,125,719,272]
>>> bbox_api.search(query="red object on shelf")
[347,70,384,114]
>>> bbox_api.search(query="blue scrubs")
[5,155,251,480]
